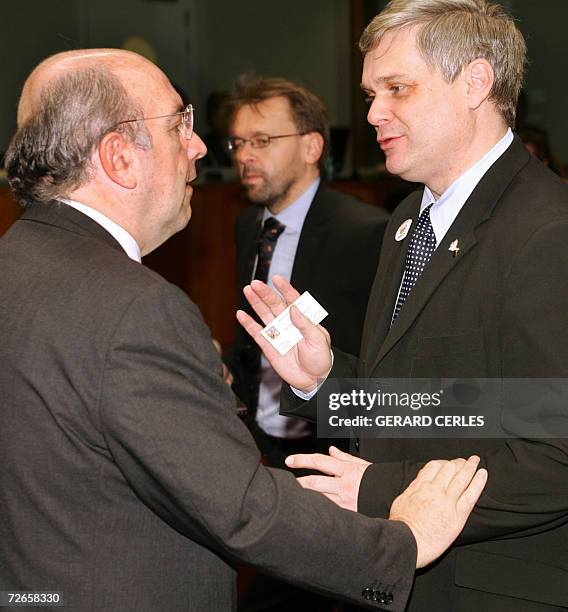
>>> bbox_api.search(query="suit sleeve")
[99,282,416,610]
[280,348,360,422]
[358,220,568,545]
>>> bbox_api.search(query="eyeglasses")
[113,104,194,140]
[226,132,306,153]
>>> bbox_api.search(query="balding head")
[18,49,153,125]
[6,49,159,207]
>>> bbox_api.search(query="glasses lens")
[183,105,193,140]
[252,136,270,148]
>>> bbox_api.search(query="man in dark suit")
[239,1,568,610]
[0,48,487,612]
[225,76,389,473]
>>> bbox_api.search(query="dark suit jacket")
[0,201,415,612]
[283,138,568,611]
[227,185,389,415]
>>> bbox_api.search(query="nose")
[234,140,256,166]
[366,96,392,128]
[186,131,207,160]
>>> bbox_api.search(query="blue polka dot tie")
[392,203,436,324]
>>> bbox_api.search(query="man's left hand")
[286,446,371,512]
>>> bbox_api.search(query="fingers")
[286,452,344,476]
[412,459,447,483]
[272,275,302,304]
[242,285,280,326]
[457,467,488,513]
[289,306,330,348]
[235,310,281,360]
[328,446,369,465]
[297,475,338,496]
[445,455,481,500]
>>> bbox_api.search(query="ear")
[303,132,324,166]
[98,132,138,189]
[465,59,494,110]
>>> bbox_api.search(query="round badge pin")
[395,219,413,241]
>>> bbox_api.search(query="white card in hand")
[260,291,328,355]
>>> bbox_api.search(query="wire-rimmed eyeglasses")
[225,132,307,153]
[113,104,194,140]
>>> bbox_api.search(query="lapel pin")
[449,239,460,257]
[395,219,413,242]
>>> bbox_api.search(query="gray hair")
[359,0,526,127]
[6,66,151,207]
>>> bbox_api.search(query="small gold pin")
[449,239,460,257]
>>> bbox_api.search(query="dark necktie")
[246,216,286,414]
[254,217,286,283]
[392,203,436,323]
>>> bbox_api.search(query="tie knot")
[261,216,286,240]
[419,202,434,220]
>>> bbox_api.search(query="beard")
[241,166,294,210]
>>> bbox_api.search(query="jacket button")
[355,437,360,451]
[361,587,373,600]
[372,589,386,603]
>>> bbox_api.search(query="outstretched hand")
[389,456,488,568]
[236,275,332,392]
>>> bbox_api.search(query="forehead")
[123,64,181,115]
[361,27,433,86]
[232,96,296,134]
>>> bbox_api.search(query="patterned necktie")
[245,216,286,415]
[392,203,436,323]
[254,217,286,283]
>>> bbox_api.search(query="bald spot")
[17,48,167,127]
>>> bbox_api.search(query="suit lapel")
[368,136,531,373]
[290,186,331,290]
[236,206,263,310]
[361,192,421,369]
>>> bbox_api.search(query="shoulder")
[315,185,390,228]
[496,158,568,238]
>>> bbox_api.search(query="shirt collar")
[421,128,514,244]
[262,178,320,232]
[59,198,142,262]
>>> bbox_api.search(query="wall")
[1,1,567,165]
[0,0,350,157]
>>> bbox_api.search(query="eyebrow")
[360,74,412,90]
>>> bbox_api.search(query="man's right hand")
[236,275,332,392]
[389,456,488,569]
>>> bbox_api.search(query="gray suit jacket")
[0,202,415,611]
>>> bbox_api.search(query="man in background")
[225,76,389,472]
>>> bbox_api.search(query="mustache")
[242,165,265,180]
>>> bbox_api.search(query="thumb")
[289,305,315,335]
